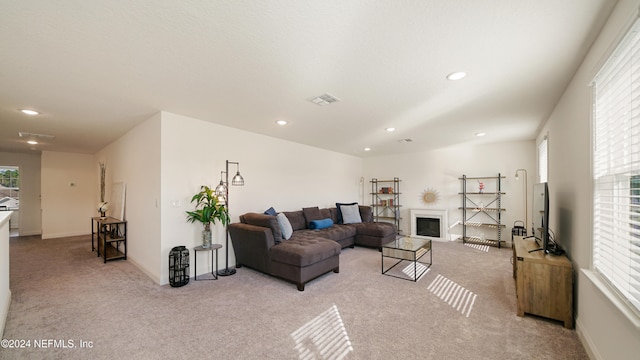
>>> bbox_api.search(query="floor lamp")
[515,169,528,235]
[215,160,244,276]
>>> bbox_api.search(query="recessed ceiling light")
[446,72,467,81]
[276,120,288,125]
[385,127,396,132]
[364,147,371,151]
[475,132,486,137]
[20,109,40,115]
[27,140,38,145]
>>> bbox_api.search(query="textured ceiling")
[0,0,617,156]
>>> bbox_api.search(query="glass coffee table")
[381,236,432,281]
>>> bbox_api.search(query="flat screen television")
[531,182,550,253]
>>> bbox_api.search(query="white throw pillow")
[277,213,293,240]
[340,204,362,224]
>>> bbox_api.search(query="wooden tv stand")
[513,236,573,328]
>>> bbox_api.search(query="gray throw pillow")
[340,204,362,224]
[277,213,293,240]
[336,202,357,224]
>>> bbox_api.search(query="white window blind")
[592,18,640,315]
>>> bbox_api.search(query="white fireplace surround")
[411,209,449,242]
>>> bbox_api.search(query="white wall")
[363,141,535,242]
[41,151,95,239]
[0,151,41,236]
[0,212,11,337]
[538,0,640,359]
[95,113,162,283]
[160,111,362,284]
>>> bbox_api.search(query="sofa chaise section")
[228,212,341,291]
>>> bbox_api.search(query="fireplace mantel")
[410,209,449,242]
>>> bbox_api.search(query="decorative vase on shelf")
[97,202,109,219]
[202,229,212,248]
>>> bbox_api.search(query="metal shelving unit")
[459,174,506,248]
[91,216,127,263]
[370,178,401,233]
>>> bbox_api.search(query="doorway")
[0,166,19,237]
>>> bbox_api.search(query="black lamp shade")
[232,172,244,186]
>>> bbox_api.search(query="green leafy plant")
[185,185,229,231]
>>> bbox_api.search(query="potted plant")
[186,185,229,248]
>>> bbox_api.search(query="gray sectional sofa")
[228,205,396,291]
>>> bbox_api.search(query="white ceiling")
[0,1,617,157]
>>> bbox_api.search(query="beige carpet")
[1,235,588,359]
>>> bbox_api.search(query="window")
[592,18,640,315]
[0,167,19,211]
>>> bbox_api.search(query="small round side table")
[194,244,222,280]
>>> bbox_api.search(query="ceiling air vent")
[308,93,341,106]
[18,132,55,140]
[398,138,414,143]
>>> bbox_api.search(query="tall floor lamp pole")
[216,160,244,277]
[515,169,528,235]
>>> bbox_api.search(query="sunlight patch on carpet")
[401,261,430,281]
[464,242,490,252]
[291,304,353,360]
[427,274,477,317]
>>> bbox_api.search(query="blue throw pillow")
[309,218,334,230]
[264,207,277,216]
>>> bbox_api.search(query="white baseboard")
[127,256,161,285]
[576,317,601,360]
[42,231,88,239]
